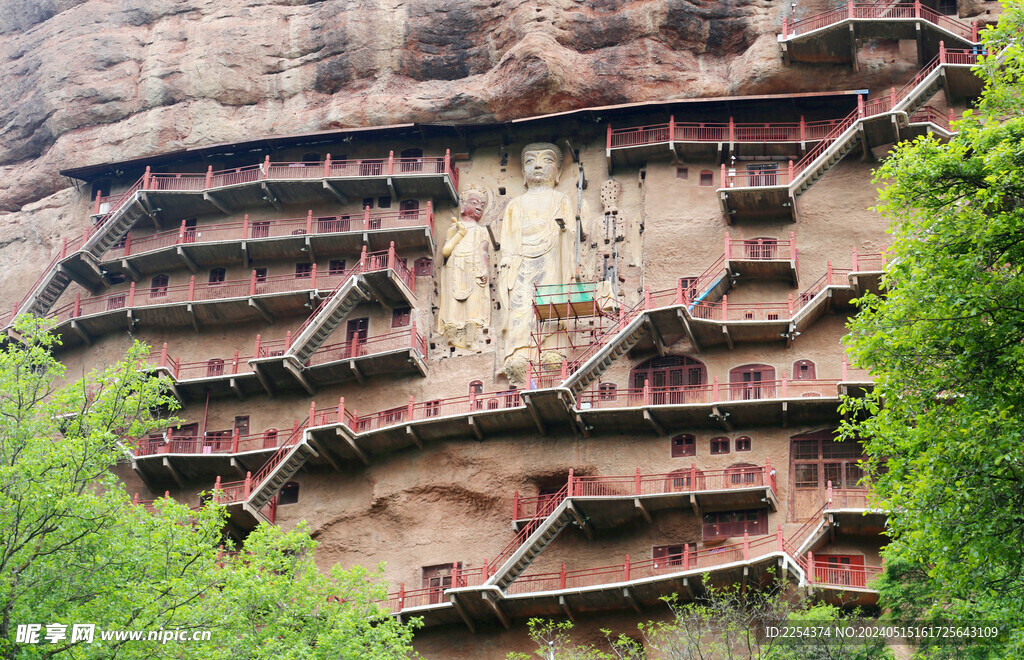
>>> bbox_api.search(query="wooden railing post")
[243,471,252,498]
[73,292,81,318]
[777,524,784,552]
[426,200,434,233]
[387,150,395,175]
[789,231,796,261]
[851,246,859,271]
[388,241,396,270]
[781,375,788,398]
[128,282,135,308]
[513,490,521,520]
[799,115,805,142]
[643,378,651,406]
[231,349,239,374]
[668,114,676,141]
[721,294,728,322]
[782,17,788,39]
[158,342,169,369]
[568,468,575,497]
[249,270,257,296]
[310,263,318,289]
[788,159,794,183]
[713,376,720,401]
[690,463,697,490]
[857,94,865,118]
[560,358,568,381]
[444,148,452,176]
[285,330,293,351]
[363,205,371,230]
[212,476,222,503]
[93,190,102,215]
[306,210,314,235]
[624,554,631,582]
[398,583,405,611]
[132,493,140,506]
[309,401,317,426]
[205,165,213,189]
[337,396,346,424]
[232,430,240,453]
[807,551,815,583]
[253,334,262,358]
[559,562,567,589]
[606,123,612,150]
[178,220,187,244]
[324,153,332,177]
[914,0,921,18]
[721,163,727,187]
[743,532,750,561]
[635,468,642,495]
[482,559,489,581]
[939,40,946,64]
[188,276,196,302]
[728,117,735,144]
[143,166,152,190]
[683,543,690,571]
[847,0,854,19]
[827,479,834,507]
[360,244,368,268]
[263,155,271,179]
[452,563,461,588]
[407,394,415,421]
[676,278,684,305]
[788,293,794,316]
[123,232,133,256]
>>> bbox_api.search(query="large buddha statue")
[497,143,578,384]
[438,186,491,350]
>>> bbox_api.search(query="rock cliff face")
[0,0,959,301]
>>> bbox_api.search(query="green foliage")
[509,580,889,660]
[838,2,1024,656]
[0,317,417,659]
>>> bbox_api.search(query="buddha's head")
[521,143,562,188]
[459,186,487,222]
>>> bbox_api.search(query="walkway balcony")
[100,207,435,280]
[779,1,980,68]
[605,116,847,166]
[131,152,458,220]
[513,464,778,531]
[724,232,799,285]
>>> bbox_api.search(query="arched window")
[735,435,752,452]
[206,359,225,377]
[630,356,707,405]
[729,364,776,400]
[598,382,617,400]
[710,436,730,454]
[793,359,816,380]
[262,429,279,449]
[665,467,704,492]
[469,380,483,396]
[671,434,695,458]
[743,237,779,260]
[414,257,433,276]
[279,481,299,505]
[150,274,169,298]
[725,462,760,487]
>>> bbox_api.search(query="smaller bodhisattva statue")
[438,186,491,350]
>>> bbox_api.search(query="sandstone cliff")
[0,0,987,303]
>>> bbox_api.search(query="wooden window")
[710,437,730,454]
[679,277,699,302]
[208,268,226,284]
[206,359,224,377]
[378,196,392,209]
[421,562,459,603]
[414,257,433,276]
[598,382,617,400]
[181,219,198,243]
[399,199,420,220]
[469,380,483,397]
[671,434,695,458]
[702,509,767,539]
[294,262,312,279]
[676,167,688,179]
[699,170,713,186]
[631,355,707,405]
[726,462,760,486]
[250,221,270,238]
[653,545,686,568]
[791,430,867,491]
[729,364,776,400]
[400,148,424,173]
[234,416,249,437]
[262,429,279,449]
[392,307,411,327]
[746,162,779,186]
[814,555,866,586]
[106,293,127,311]
[329,259,346,275]
[318,216,351,233]
[362,197,375,210]
[665,467,704,492]
[279,481,299,505]
[150,274,169,298]
[424,400,441,417]
[205,430,232,451]
[254,268,268,283]
[735,436,751,452]
[169,423,199,452]
[793,360,816,380]
[743,237,778,260]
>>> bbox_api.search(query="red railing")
[852,248,888,272]
[725,232,797,263]
[105,207,434,260]
[45,269,352,322]
[505,533,779,595]
[490,483,570,578]
[606,118,846,149]
[784,2,977,41]
[576,378,841,411]
[354,388,523,433]
[134,429,290,457]
[810,561,883,588]
[214,413,310,505]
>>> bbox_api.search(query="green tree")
[839,1,1024,654]
[0,316,417,659]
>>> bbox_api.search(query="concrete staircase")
[286,275,372,363]
[247,438,318,511]
[564,314,648,395]
[491,505,575,590]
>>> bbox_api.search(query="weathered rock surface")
[0,0,986,302]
